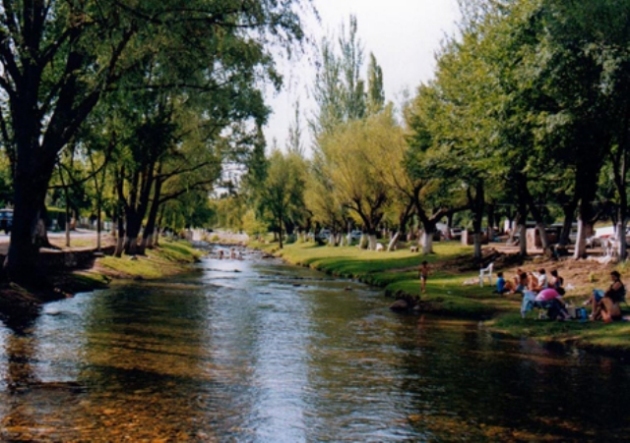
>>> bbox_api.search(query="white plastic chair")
[479,262,494,287]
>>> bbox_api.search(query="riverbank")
[249,239,630,355]
[0,239,204,328]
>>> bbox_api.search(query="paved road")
[0,229,102,255]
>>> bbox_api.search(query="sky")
[263,0,461,151]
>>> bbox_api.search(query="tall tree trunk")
[123,165,155,255]
[5,162,54,284]
[514,175,530,257]
[57,164,72,248]
[573,166,600,259]
[573,218,589,259]
[139,177,162,256]
[96,205,102,252]
[114,215,125,258]
[519,220,528,257]
[617,220,627,261]
[420,230,434,255]
[154,206,166,247]
[141,183,161,254]
[388,201,413,252]
[520,174,549,251]
[559,198,578,246]
[278,217,284,249]
[487,203,496,242]
[359,234,369,249]
[367,234,377,250]
[125,213,143,256]
[470,180,485,261]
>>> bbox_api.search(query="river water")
[0,249,629,441]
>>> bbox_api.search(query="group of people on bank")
[496,267,626,322]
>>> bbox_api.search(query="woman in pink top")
[535,288,560,302]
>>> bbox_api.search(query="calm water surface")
[0,248,629,441]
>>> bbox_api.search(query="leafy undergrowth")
[98,241,203,279]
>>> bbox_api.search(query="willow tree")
[318,112,395,250]
[0,0,310,285]
[260,150,307,249]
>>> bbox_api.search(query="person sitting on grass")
[527,271,538,292]
[495,272,511,294]
[535,287,570,320]
[511,270,527,294]
[550,269,565,295]
[521,286,570,320]
[588,270,625,322]
[535,268,549,290]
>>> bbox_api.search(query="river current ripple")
[0,248,629,441]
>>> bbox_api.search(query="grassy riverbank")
[94,240,204,280]
[250,240,630,353]
[251,240,515,318]
[0,239,204,329]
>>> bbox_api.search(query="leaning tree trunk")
[139,179,162,255]
[389,202,413,252]
[337,233,345,247]
[387,231,400,252]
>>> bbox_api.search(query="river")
[0,248,629,441]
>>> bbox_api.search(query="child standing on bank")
[419,260,429,295]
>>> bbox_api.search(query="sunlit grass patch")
[275,241,471,277]
[155,240,204,262]
[98,240,202,279]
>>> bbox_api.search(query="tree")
[319,113,394,250]
[286,100,305,156]
[260,150,307,248]
[405,84,470,254]
[0,0,310,284]
[309,14,367,140]
[366,53,385,115]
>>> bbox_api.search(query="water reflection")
[0,251,628,440]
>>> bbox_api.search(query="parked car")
[0,208,12,234]
[317,229,331,240]
[350,230,363,240]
